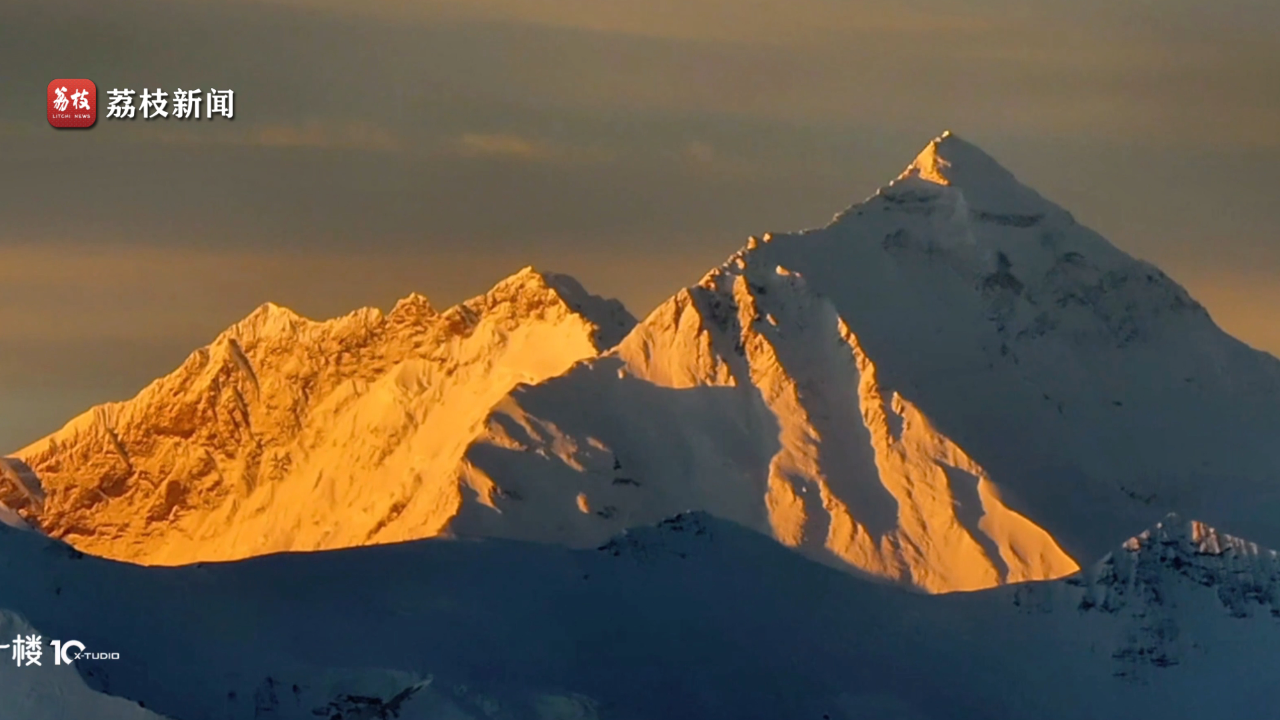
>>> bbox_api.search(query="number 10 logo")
[50,639,85,665]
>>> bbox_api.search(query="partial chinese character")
[53,87,70,112]
[20,635,41,666]
[139,88,168,120]
[172,88,203,120]
[70,89,90,111]
[106,89,136,119]
[7,635,41,666]
[207,89,234,120]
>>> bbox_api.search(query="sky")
[1,0,1278,453]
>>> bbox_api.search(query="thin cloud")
[451,132,614,165]
[671,139,770,179]
[454,132,552,160]
[248,121,402,151]
[128,120,405,152]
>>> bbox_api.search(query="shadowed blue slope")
[0,512,1278,719]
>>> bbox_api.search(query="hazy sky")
[2,0,1278,452]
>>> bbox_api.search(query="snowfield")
[0,513,1278,719]
[0,611,170,720]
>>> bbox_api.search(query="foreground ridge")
[0,512,1277,719]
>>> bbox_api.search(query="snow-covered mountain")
[439,131,1280,590]
[0,512,1277,720]
[8,132,1280,595]
[6,269,635,564]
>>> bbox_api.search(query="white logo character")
[172,88,203,120]
[207,89,234,119]
[51,639,86,665]
[0,634,43,666]
[139,88,168,119]
[106,89,136,119]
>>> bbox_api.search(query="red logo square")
[48,79,97,129]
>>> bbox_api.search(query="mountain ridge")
[6,266,636,564]
[1,510,1278,719]
[8,133,1280,594]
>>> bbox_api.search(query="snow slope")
[0,513,1277,720]
[0,611,171,720]
[453,259,1079,592]
[8,269,635,564]
[445,131,1280,591]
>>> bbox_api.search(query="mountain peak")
[389,292,436,320]
[220,301,310,343]
[12,264,637,564]
[900,131,997,186]
[480,266,636,349]
[485,265,559,299]
[1118,513,1275,561]
[888,131,1051,215]
[245,301,303,324]
[1079,514,1280,625]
